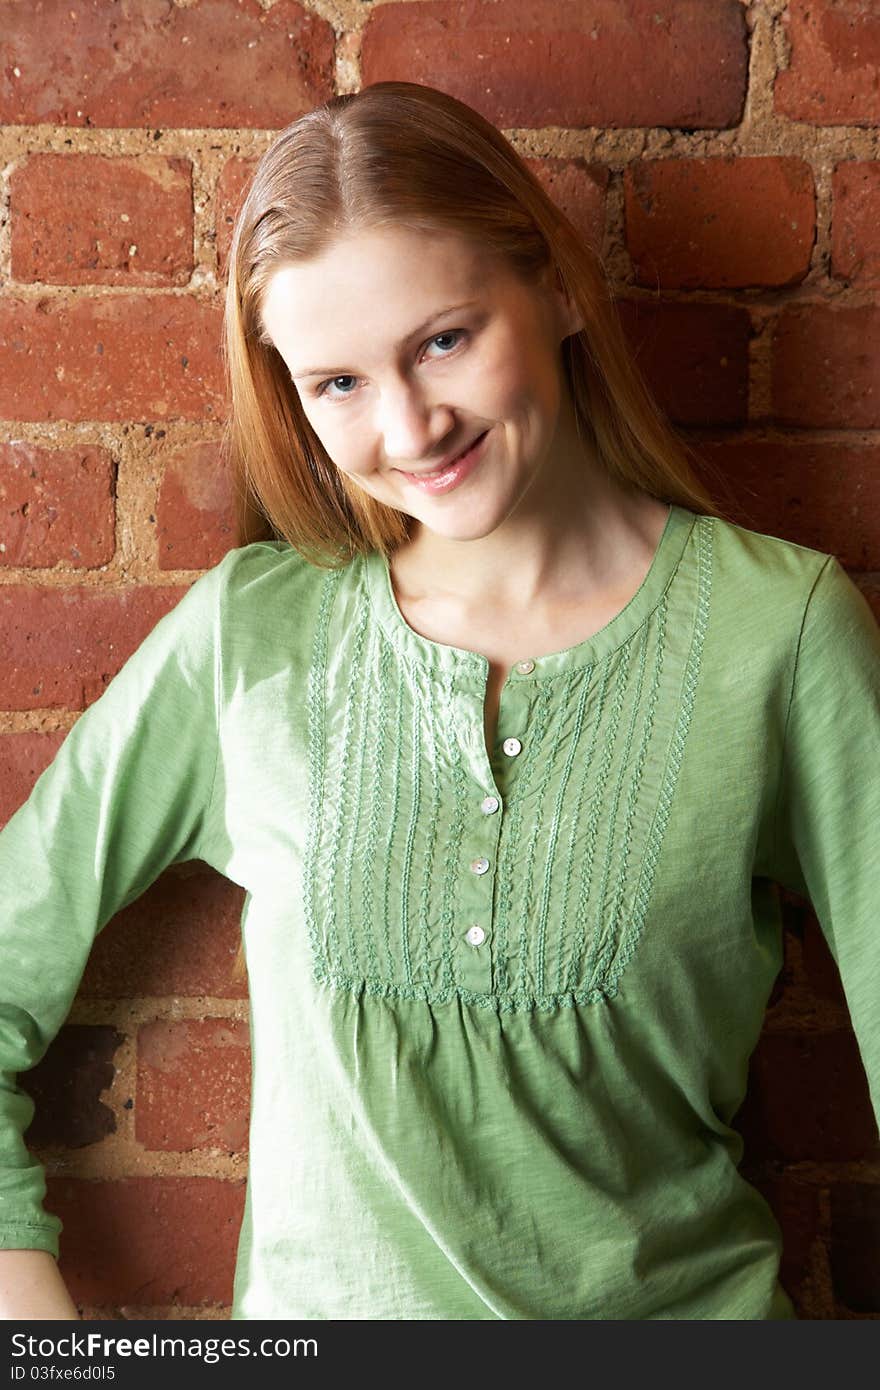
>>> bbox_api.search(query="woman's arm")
[0,553,229,1273]
[0,1249,79,1319]
[772,554,880,1134]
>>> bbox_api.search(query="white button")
[481,795,500,815]
[502,737,522,757]
[470,857,490,875]
[515,659,535,674]
[465,924,486,947]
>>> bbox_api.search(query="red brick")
[743,1171,822,1304]
[773,896,850,1020]
[79,866,248,1001]
[47,1175,245,1308]
[779,885,812,918]
[766,929,794,1014]
[625,157,815,289]
[764,915,846,1035]
[0,581,189,710]
[0,0,335,130]
[829,1183,880,1313]
[136,1018,250,1154]
[20,1024,123,1148]
[831,160,880,286]
[0,294,225,423]
[801,917,850,1013]
[0,441,115,568]
[0,730,64,825]
[525,157,608,256]
[156,441,237,570]
[692,438,880,571]
[9,154,193,288]
[772,303,880,429]
[216,157,259,283]
[734,1030,880,1163]
[776,1,880,126]
[362,0,748,130]
[615,298,751,425]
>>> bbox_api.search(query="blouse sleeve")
[0,555,227,1258]
[771,553,880,1135]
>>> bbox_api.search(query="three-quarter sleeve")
[0,556,226,1257]
[771,553,880,1134]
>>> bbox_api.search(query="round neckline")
[362,503,697,683]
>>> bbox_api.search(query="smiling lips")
[400,430,489,478]
[395,429,491,494]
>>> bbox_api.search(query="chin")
[415,507,508,542]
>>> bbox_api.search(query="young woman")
[1,82,877,1321]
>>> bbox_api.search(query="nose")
[376,383,456,468]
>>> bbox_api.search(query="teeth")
[411,434,483,478]
[424,447,470,476]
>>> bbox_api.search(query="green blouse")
[1,503,878,1319]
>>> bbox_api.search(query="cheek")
[301,408,362,470]
[304,411,390,489]
[326,443,378,488]
[297,399,331,450]
[480,337,550,420]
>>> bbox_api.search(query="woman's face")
[258,225,584,544]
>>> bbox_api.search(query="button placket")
[457,657,538,995]
[458,826,495,990]
[456,781,499,993]
[498,657,535,763]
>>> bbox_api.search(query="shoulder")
[194,539,342,614]
[146,543,345,671]
[694,510,878,676]
[192,542,359,670]
[211,538,324,587]
[699,511,847,628]
[704,510,832,591]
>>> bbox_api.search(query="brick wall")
[1,0,877,1319]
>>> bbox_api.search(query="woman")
[0,82,877,1320]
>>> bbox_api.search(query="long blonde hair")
[220,80,733,984]
[222,80,732,563]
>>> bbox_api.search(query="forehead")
[259,226,513,350]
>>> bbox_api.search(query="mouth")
[403,431,488,478]
[394,429,491,493]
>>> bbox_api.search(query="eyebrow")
[290,301,480,379]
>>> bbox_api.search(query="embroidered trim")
[304,517,712,1012]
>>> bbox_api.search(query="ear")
[542,262,585,341]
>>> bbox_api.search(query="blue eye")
[314,329,467,401]
[316,374,357,400]
[430,331,462,352]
